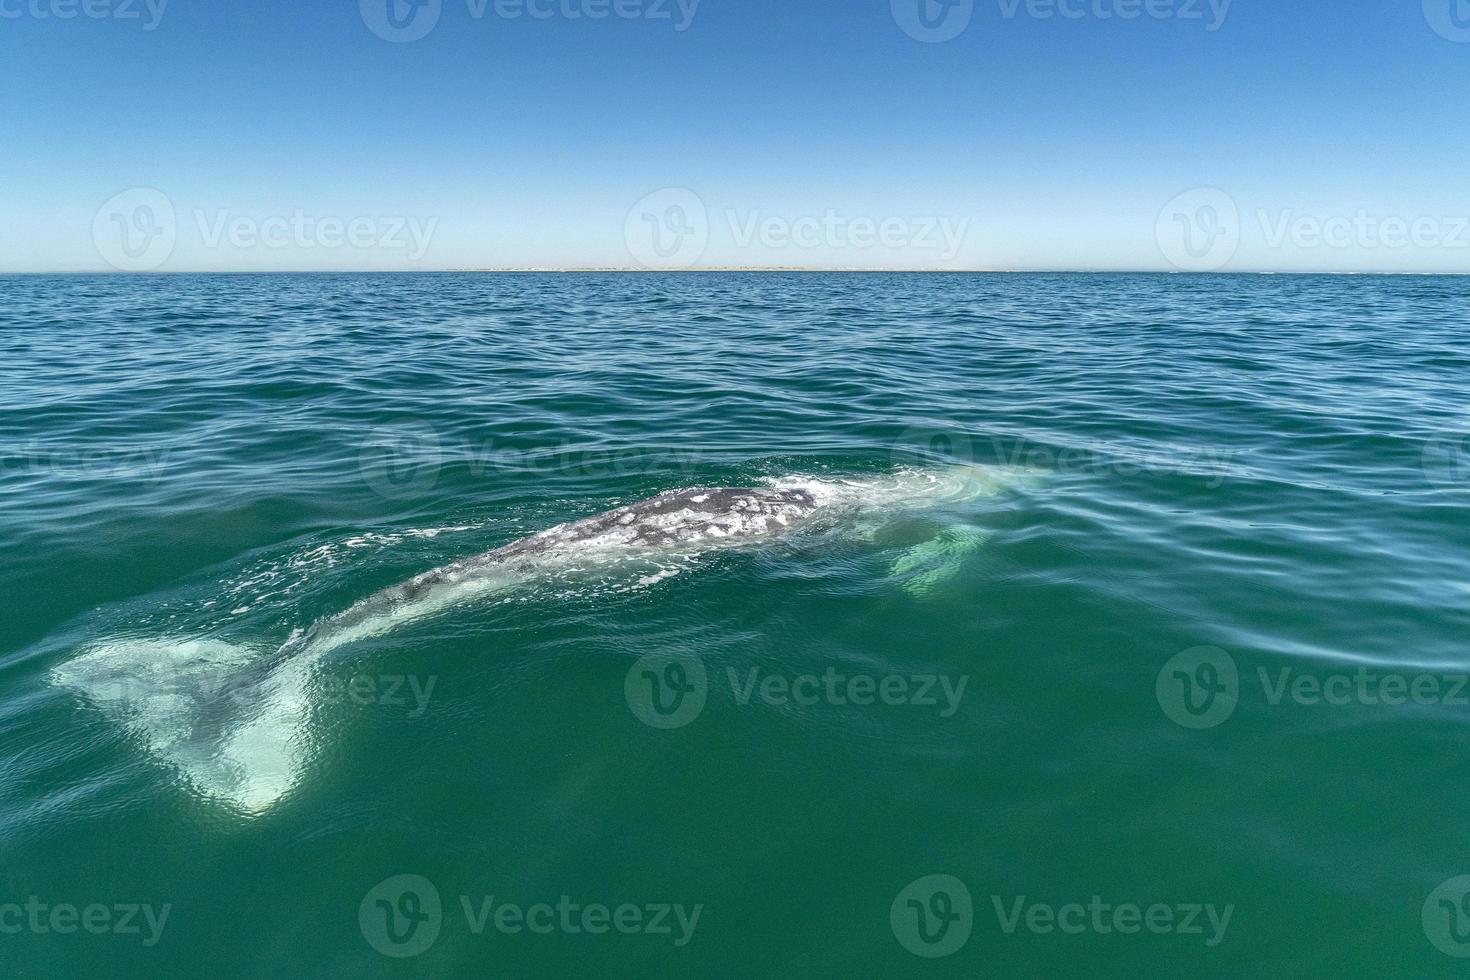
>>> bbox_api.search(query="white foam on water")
[213,519,496,614]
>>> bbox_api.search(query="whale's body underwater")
[296,485,822,661]
[54,466,1023,813]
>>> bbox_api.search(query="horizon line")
[5,268,1469,277]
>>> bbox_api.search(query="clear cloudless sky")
[3,0,1469,272]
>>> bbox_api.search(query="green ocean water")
[1,271,1468,977]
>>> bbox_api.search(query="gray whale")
[55,465,1022,812]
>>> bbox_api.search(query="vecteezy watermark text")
[461,895,701,946]
[1257,210,1470,251]
[997,0,1231,30]
[91,188,439,271]
[889,875,1232,958]
[625,654,969,729]
[355,423,708,500]
[360,0,698,43]
[2,443,171,481]
[893,427,1242,488]
[318,673,437,718]
[1156,188,1470,271]
[727,666,968,717]
[624,189,971,269]
[1157,646,1470,729]
[359,875,701,958]
[725,210,970,260]
[0,0,166,30]
[891,0,1230,43]
[0,899,170,947]
[991,895,1233,946]
[194,210,436,261]
[1259,667,1469,707]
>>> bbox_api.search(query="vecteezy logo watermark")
[358,423,444,500]
[361,0,698,42]
[1159,647,1470,729]
[1423,430,1470,490]
[1156,188,1240,272]
[625,658,969,729]
[360,875,443,958]
[0,899,171,947]
[992,895,1233,946]
[893,425,982,468]
[726,210,969,261]
[892,425,1241,489]
[998,0,1231,30]
[360,0,443,42]
[728,667,968,717]
[194,209,437,261]
[891,0,973,42]
[624,652,708,729]
[891,875,974,958]
[360,876,702,957]
[91,190,438,268]
[1424,0,1470,42]
[624,188,972,269]
[355,430,702,493]
[471,0,699,29]
[1156,646,1239,729]
[624,188,709,269]
[891,876,1232,954]
[93,188,177,271]
[1424,875,1470,957]
[468,441,705,478]
[0,0,167,29]
[1159,190,1470,270]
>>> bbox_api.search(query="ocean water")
[1,271,1467,977]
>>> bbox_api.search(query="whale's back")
[517,486,820,552]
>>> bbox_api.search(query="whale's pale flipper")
[889,524,992,598]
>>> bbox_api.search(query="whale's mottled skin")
[292,486,821,656]
[442,485,814,562]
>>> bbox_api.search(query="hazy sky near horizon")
[4,0,1469,272]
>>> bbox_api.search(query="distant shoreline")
[454,268,1469,275]
[7,268,1467,276]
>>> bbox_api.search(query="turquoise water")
[2,272,1468,977]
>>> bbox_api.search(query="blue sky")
[3,0,1468,272]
